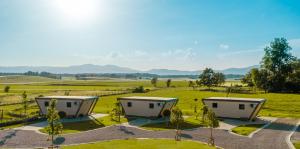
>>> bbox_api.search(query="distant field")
[0,75,58,84]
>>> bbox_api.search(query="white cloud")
[162,48,196,60]
[219,44,229,50]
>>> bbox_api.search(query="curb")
[286,119,300,149]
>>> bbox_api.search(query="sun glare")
[53,0,100,24]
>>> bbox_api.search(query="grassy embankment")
[39,116,128,134]
[231,124,265,136]
[61,139,216,149]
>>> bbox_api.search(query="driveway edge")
[286,119,300,149]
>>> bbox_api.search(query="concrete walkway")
[14,113,108,132]
[0,118,298,149]
[218,117,277,130]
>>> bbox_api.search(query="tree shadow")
[62,118,105,133]
[119,126,135,135]
[54,136,65,145]
[181,133,193,139]
[0,130,18,145]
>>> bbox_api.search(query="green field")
[231,124,265,136]
[0,77,300,126]
[61,139,215,149]
[294,141,300,149]
[95,88,300,118]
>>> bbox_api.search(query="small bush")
[132,86,145,93]
[4,86,10,93]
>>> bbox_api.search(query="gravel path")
[0,118,298,149]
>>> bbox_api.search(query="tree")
[212,72,225,86]
[110,101,122,122]
[241,72,254,87]
[4,86,10,93]
[202,105,208,122]
[188,81,194,87]
[151,77,158,87]
[170,107,184,141]
[132,86,145,93]
[166,79,172,87]
[261,38,295,91]
[285,59,300,92]
[207,109,219,146]
[199,68,215,90]
[45,99,63,147]
[193,98,199,119]
[22,91,28,118]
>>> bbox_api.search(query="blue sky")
[0,0,300,70]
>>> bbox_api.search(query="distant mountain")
[0,64,259,75]
[145,69,200,75]
[0,64,138,74]
[220,65,259,75]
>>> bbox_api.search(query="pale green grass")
[61,139,216,149]
[0,76,58,83]
[231,124,265,136]
[39,116,128,134]
[294,141,300,149]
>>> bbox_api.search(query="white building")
[35,96,99,118]
[202,97,266,121]
[117,96,178,117]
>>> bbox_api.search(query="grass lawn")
[61,139,216,149]
[231,124,265,136]
[39,116,128,134]
[294,141,300,149]
[95,88,300,118]
[141,116,206,131]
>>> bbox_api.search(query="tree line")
[242,38,300,93]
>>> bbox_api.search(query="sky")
[0,0,300,71]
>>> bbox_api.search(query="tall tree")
[213,72,225,86]
[22,91,28,118]
[170,107,184,141]
[45,99,63,147]
[166,79,172,87]
[199,68,215,90]
[202,105,208,122]
[207,109,219,146]
[151,77,158,87]
[261,38,295,91]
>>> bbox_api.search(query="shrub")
[4,86,10,93]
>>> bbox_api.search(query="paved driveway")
[0,118,298,149]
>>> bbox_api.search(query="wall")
[203,100,262,119]
[36,99,81,116]
[120,100,175,117]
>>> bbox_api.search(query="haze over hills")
[0,64,259,75]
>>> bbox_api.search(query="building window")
[250,104,254,108]
[157,103,161,106]
[239,104,245,110]
[127,102,132,107]
[149,103,154,109]
[67,102,72,108]
[74,101,78,105]
[44,101,49,107]
[212,103,218,108]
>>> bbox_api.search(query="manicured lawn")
[141,117,206,131]
[61,139,216,149]
[294,141,300,149]
[39,116,128,134]
[231,124,265,136]
[95,88,300,118]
